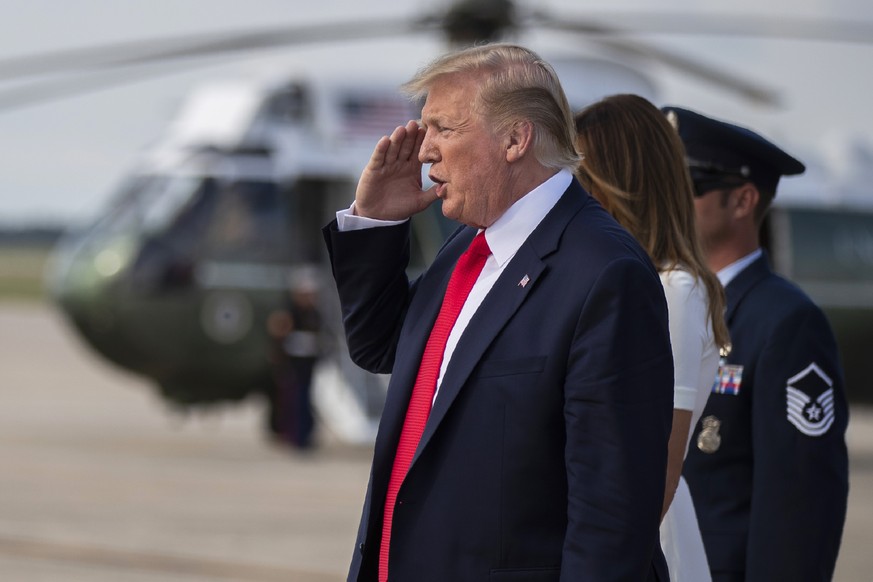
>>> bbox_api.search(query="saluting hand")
[354,120,438,221]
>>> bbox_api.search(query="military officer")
[663,105,849,582]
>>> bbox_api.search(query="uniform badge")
[711,349,743,396]
[697,415,722,453]
[786,362,836,437]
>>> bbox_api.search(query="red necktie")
[378,231,491,582]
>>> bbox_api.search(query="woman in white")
[574,94,730,582]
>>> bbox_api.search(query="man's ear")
[732,183,760,220]
[506,120,534,163]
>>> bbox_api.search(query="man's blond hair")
[402,43,581,170]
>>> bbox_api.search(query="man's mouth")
[430,176,447,198]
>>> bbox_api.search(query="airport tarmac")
[1,302,872,581]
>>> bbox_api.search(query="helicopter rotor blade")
[0,15,446,113]
[599,36,779,106]
[558,12,873,45]
[530,12,780,106]
[0,61,225,112]
[5,3,868,112]
[0,17,424,83]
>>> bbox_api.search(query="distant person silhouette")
[266,266,323,450]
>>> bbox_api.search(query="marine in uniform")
[663,106,849,582]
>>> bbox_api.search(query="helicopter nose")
[46,233,140,362]
[48,235,136,302]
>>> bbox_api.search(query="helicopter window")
[115,177,287,261]
[199,180,287,260]
[91,177,149,234]
[125,179,287,293]
[140,175,208,233]
[162,178,220,247]
[87,174,208,237]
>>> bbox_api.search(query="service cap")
[662,105,804,195]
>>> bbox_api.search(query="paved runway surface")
[1,303,872,581]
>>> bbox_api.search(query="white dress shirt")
[336,168,572,401]
[716,248,763,287]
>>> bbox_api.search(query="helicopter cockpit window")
[89,174,207,237]
[113,176,285,260]
[199,180,286,260]
[90,177,147,235]
[140,175,207,234]
[124,178,286,293]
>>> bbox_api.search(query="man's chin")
[440,202,460,223]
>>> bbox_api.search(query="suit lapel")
[417,243,546,454]
[411,183,587,466]
[370,227,476,478]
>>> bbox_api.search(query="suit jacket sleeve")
[322,219,414,374]
[561,256,675,581]
[746,301,849,581]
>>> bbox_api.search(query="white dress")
[658,269,719,582]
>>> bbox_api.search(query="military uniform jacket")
[683,253,849,581]
[324,181,674,582]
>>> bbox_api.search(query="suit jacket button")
[359,542,365,554]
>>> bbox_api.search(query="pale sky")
[1,0,871,225]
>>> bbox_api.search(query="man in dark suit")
[323,44,675,581]
[663,106,849,582]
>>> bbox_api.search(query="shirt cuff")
[673,384,699,411]
[336,203,409,232]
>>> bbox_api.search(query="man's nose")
[419,132,437,164]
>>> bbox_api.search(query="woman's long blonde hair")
[574,94,729,349]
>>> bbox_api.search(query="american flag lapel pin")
[518,274,530,288]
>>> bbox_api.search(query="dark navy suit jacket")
[684,253,849,582]
[324,179,675,582]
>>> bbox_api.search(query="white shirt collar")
[482,168,572,267]
[717,248,763,286]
